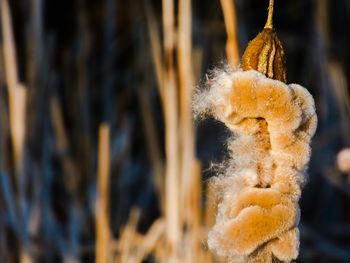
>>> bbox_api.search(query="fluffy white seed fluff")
[193,66,317,262]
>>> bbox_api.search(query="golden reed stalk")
[96,124,111,263]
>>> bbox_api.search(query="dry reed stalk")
[0,0,18,90]
[1,1,30,262]
[117,209,141,263]
[145,0,206,261]
[0,0,27,175]
[147,0,207,261]
[178,2,207,262]
[133,218,165,262]
[219,0,240,67]
[182,160,203,262]
[177,0,197,227]
[162,0,181,257]
[96,124,111,263]
[144,0,206,261]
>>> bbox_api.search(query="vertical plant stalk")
[265,0,274,29]
[0,0,27,176]
[220,0,240,67]
[162,0,181,257]
[145,0,206,261]
[96,124,111,263]
[0,1,29,262]
[178,0,194,225]
[178,0,202,261]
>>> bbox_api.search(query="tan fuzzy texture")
[193,67,317,262]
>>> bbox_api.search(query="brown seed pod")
[242,28,287,83]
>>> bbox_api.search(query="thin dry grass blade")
[96,124,111,263]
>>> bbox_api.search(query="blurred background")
[1,0,350,262]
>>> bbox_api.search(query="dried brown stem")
[96,124,111,263]
[264,0,274,29]
[162,0,181,255]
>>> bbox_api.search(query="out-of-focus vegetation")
[0,0,350,262]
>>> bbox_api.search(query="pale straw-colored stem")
[220,0,240,66]
[162,0,181,258]
[264,0,274,29]
[0,0,27,176]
